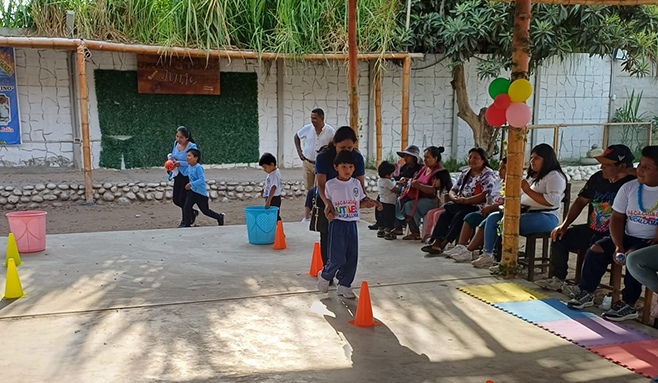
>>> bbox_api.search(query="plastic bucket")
[6,211,48,253]
[244,206,279,245]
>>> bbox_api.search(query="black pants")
[431,203,479,243]
[173,173,190,220]
[376,202,396,230]
[183,191,223,226]
[550,224,607,280]
[579,236,651,305]
[267,196,282,221]
[320,231,329,266]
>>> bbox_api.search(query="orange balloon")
[164,160,175,171]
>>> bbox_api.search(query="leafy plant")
[612,90,649,154]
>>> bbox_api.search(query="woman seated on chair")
[479,143,567,265]
[422,148,498,255]
[394,146,445,240]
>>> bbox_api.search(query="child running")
[180,149,225,227]
[259,153,282,221]
[376,161,398,240]
[317,150,382,298]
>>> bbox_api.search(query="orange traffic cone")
[272,221,287,250]
[349,282,381,327]
[306,242,324,277]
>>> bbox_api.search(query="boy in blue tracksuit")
[317,150,381,298]
[180,149,225,227]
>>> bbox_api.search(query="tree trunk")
[451,63,500,156]
[500,0,532,279]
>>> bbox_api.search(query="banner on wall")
[0,47,20,145]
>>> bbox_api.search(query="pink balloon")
[506,102,532,127]
[485,105,507,127]
[494,94,511,110]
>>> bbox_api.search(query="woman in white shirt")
[479,144,567,261]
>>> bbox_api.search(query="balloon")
[506,102,532,127]
[165,160,175,171]
[485,105,507,127]
[508,79,532,102]
[494,94,511,110]
[488,78,510,99]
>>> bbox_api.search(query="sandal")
[384,233,396,240]
[392,229,404,236]
[402,233,421,241]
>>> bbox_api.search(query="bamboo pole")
[0,36,423,61]
[348,0,359,143]
[76,44,94,203]
[375,67,382,165]
[553,126,559,157]
[500,0,531,279]
[603,124,610,148]
[401,56,411,150]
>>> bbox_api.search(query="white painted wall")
[2,50,657,168]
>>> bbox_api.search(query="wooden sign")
[137,54,220,95]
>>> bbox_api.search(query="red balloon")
[485,105,507,127]
[494,94,511,110]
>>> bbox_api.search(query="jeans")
[397,197,436,231]
[579,236,651,305]
[626,245,658,293]
[321,220,359,287]
[482,211,559,254]
[550,224,607,280]
[431,203,479,243]
[183,191,224,226]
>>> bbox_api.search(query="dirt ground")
[0,167,586,235]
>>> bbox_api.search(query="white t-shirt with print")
[264,168,281,198]
[612,179,658,239]
[296,124,336,161]
[325,177,366,222]
[377,178,397,204]
[520,170,566,221]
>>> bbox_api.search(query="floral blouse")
[451,167,499,206]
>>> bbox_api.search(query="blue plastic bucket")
[244,206,279,245]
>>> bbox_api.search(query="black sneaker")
[602,301,638,322]
[178,223,190,228]
[377,230,385,238]
[191,209,199,225]
[368,224,378,230]
[567,290,595,310]
[217,213,225,226]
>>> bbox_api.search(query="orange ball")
[164,160,175,171]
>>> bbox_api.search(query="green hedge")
[95,70,259,169]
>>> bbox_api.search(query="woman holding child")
[422,148,498,255]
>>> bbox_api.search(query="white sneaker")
[337,285,356,299]
[317,274,330,293]
[301,217,310,223]
[452,246,473,263]
[535,276,565,291]
[471,254,494,268]
[444,244,465,258]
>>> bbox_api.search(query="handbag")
[309,193,328,233]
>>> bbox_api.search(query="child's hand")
[265,202,271,209]
[324,203,335,222]
[185,183,191,190]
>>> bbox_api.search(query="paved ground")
[1,223,655,382]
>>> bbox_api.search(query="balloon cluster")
[485,78,533,127]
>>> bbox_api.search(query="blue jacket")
[183,164,207,196]
[171,141,198,174]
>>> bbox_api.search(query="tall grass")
[4,0,401,55]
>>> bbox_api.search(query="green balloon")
[489,78,511,99]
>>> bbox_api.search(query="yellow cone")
[3,258,24,299]
[3,233,23,267]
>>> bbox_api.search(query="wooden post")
[500,0,531,279]
[76,44,94,203]
[553,126,559,157]
[401,56,410,150]
[348,0,359,144]
[603,123,610,148]
[375,66,382,165]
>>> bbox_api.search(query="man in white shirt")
[294,108,335,190]
[568,146,658,322]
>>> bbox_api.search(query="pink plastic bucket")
[6,211,47,253]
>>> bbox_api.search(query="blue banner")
[0,47,21,145]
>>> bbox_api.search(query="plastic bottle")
[599,295,612,310]
[616,253,626,265]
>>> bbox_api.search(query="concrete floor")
[1,223,656,383]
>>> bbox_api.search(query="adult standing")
[315,126,367,267]
[171,126,198,227]
[295,108,335,190]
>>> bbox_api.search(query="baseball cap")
[595,145,634,166]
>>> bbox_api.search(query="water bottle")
[616,253,626,265]
[599,295,612,310]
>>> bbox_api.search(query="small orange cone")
[3,258,24,299]
[349,282,381,327]
[3,233,23,267]
[306,242,324,276]
[272,221,287,250]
